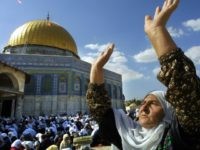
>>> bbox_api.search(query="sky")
[0,0,200,100]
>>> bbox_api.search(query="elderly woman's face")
[138,94,164,129]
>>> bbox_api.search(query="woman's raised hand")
[90,43,114,84]
[145,0,179,34]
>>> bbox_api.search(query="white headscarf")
[22,141,34,149]
[113,90,175,150]
[150,91,174,124]
[11,139,22,148]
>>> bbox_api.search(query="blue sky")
[0,0,200,100]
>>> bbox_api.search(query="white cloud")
[82,43,109,63]
[105,62,143,81]
[84,43,99,50]
[133,47,157,63]
[183,18,200,31]
[82,43,143,81]
[111,51,127,63]
[152,67,160,76]
[185,46,200,64]
[167,26,184,38]
[81,56,95,64]
[87,52,99,57]
[84,43,108,52]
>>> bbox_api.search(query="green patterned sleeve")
[86,83,112,123]
[158,48,200,136]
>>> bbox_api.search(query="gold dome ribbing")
[7,20,78,55]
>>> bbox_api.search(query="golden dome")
[7,20,78,55]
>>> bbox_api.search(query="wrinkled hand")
[145,0,179,34]
[90,43,115,84]
[92,43,114,70]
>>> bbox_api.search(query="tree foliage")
[125,98,142,107]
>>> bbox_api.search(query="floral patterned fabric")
[86,83,111,123]
[158,48,200,137]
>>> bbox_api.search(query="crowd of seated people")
[0,111,112,150]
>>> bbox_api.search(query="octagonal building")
[0,19,124,117]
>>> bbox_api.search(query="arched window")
[24,75,36,95]
[58,75,68,94]
[0,73,13,88]
[74,77,81,95]
[41,75,52,95]
[113,85,117,99]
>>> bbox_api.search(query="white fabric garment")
[11,139,22,148]
[22,141,34,149]
[35,133,43,143]
[113,90,175,150]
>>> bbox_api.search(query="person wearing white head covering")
[22,141,34,150]
[10,139,24,150]
[35,133,43,143]
[86,0,200,149]
[113,90,175,150]
[59,134,72,150]
[149,91,174,124]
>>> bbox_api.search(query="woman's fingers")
[162,1,167,10]
[172,0,179,9]
[93,43,114,69]
[164,0,179,11]
[145,15,152,25]
[166,0,173,7]
[154,6,161,19]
